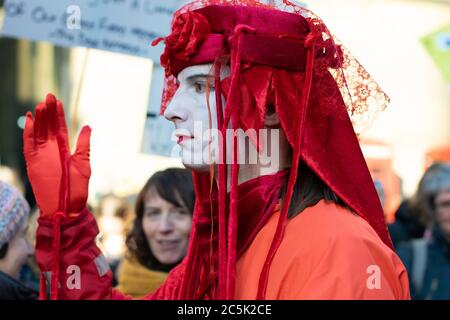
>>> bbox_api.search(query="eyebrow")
[183,73,214,82]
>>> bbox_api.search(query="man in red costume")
[23,0,410,300]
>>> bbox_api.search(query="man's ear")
[264,104,280,127]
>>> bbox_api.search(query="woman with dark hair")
[115,168,195,297]
[389,163,446,249]
[396,163,450,299]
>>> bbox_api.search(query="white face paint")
[164,63,282,175]
[164,64,229,172]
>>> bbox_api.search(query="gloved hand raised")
[23,93,91,219]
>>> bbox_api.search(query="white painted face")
[164,64,229,172]
[164,63,281,175]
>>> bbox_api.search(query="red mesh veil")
[159,0,389,135]
[152,0,393,300]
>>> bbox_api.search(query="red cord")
[256,42,316,300]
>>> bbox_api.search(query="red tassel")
[256,44,316,299]
[50,212,65,300]
[226,125,239,299]
[178,174,203,299]
[39,273,46,300]
[223,24,255,300]
[49,149,71,300]
[215,58,228,300]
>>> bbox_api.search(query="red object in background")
[426,144,450,167]
[361,139,402,224]
[363,142,450,224]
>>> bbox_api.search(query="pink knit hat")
[0,181,30,248]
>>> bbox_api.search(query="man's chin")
[181,161,212,173]
[179,148,217,172]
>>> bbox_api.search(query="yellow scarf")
[115,257,168,298]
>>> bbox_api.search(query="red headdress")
[152,0,392,300]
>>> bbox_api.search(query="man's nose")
[163,90,189,123]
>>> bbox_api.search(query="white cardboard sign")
[1,0,182,60]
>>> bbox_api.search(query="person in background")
[373,179,386,213]
[397,163,450,299]
[115,168,195,298]
[0,181,37,300]
[388,165,443,249]
[96,194,132,286]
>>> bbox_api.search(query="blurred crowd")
[1,161,450,300]
[389,163,450,299]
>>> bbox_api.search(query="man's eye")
[194,81,214,94]
[194,81,206,93]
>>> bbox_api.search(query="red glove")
[23,93,91,218]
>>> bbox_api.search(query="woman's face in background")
[0,220,34,279]
[435,190,450,239]
[141,187,192,265]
